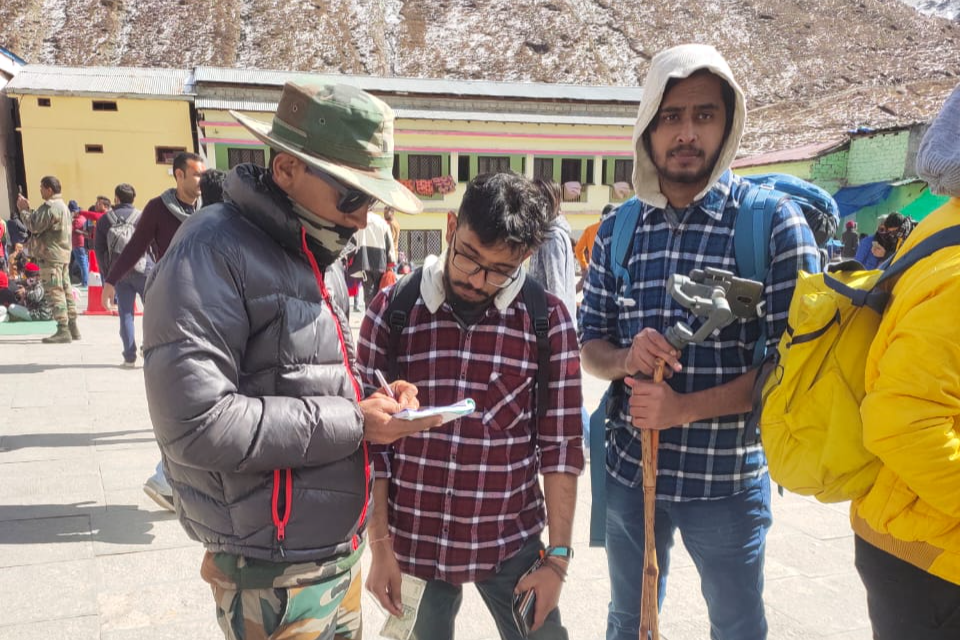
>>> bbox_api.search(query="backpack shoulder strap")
[106,210,120,226]
[877,225,960,286]
[735,184,783,365]
[521,275,551,419]
[734,184,782,282]
[385,268,423,382]
[609,197,643,287]
[127,208,142,226]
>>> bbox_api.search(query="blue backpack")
[588,174,838,546]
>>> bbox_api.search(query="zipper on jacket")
[301,229,372,532]
[271,468,292,558]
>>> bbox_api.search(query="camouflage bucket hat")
[231,82,422,214]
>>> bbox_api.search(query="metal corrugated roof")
[196,97,634,126]
[5,65,194,98]
[194,66,643,103]
[732,139,848,168]
[195,98,281,111]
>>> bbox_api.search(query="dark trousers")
[362,271,384,307]
[71,247,89,286]
[117,276,146,363]
[855,535,960,639]
[411,536,567,640]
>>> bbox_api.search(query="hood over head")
[632,44,746,209]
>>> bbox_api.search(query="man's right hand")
[101,282,116,312]
[361,394,442,445]
[365,541,404,617]
[623,328,682,378]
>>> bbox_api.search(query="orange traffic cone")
[84,250,114,316]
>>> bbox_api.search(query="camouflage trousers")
[211,562,362,640]
[39,261,77,326]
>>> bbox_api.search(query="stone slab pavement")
[0,292,873,639]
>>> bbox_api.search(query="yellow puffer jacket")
[851,198,960,586]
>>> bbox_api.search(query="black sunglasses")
[306,166,377,214]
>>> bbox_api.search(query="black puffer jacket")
[143,164,369,563]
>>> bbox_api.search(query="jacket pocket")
[482,372,533,432]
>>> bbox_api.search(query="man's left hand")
[514,560,565,634]
[625,376,689,431]
[16,195,29,212]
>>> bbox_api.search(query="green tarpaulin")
[901,189,950,221]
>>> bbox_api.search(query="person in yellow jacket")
[851,84,960,639]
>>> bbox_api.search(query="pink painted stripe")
[398,146,633,156]
[395,129,632,141]
[199,137,264,145]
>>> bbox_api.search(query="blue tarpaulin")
[833,182,893,218]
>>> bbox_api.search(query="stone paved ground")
[0,292,872,639]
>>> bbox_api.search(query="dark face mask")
[876,229,899,254]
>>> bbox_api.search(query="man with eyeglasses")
[142,82,442,640]
[358,172,585,639]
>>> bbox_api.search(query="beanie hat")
[67,200,80,213]
[845,220,856,229]
[24,263,40,275]
[916,83,960,197]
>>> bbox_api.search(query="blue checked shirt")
[580,170,820,501]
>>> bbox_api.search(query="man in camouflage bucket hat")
[143,82,440,640]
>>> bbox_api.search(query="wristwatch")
[543,545,574,560]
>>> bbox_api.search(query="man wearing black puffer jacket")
[143,82,442,640]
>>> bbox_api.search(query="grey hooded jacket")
[143,164,369,563]
[528,215,577,330]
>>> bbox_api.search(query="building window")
[38,98,51,107]
[155,146,188,165]
[92,100,118,112]
[399,229,443,266]
[560,158,582,184]
[408,154,443,181]
[393,156,400,179]
[533,158,554,182]
[478,156,511,174]
[227,147,266,169]
[85,144,104,154]
[614,159,633,184]
[458,156,470,182]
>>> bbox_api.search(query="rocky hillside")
[2,0,959,154]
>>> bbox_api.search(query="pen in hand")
[375,369,396,400]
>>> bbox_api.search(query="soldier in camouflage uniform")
[143,82,439,640]
[16,175,80,343]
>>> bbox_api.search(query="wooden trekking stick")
[638,358,664,640]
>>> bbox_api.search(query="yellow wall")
[14,94,194,208]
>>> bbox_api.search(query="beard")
[653,143,723,185]
[442,256,496,314]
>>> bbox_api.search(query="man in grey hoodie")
[580,44,820,640]
[529,179,578,330]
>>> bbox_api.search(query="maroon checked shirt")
[357,269,584,585]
